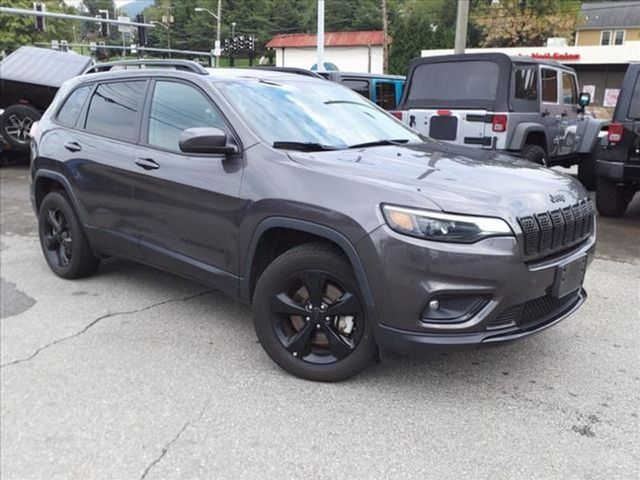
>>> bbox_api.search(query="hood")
[289,142,588,224]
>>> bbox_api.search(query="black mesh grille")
[518,200,593,261]
[488,291,580,331]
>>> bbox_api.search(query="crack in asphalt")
[140,398,211,480]
[0,290,213,368]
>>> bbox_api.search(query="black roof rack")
[249,66,325,79]
[84,59,208,75]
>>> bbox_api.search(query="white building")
[266,31,385,73]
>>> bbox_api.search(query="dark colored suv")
[30,63,596,381]
[595,63,640,217]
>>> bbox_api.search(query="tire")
[38,191,100,279]
[252,243,376,382]
[577,154,597,190]
[595,177,628,217]
[0,104,41,151]
[521,144,547,166]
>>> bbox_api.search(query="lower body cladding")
[357,225,596,354]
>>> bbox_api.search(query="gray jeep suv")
[29,63,596,381]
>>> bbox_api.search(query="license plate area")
[553,256,587,298]
[429,115,458,140]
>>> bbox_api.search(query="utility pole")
[195,2,221,67]
[454,0,469,54]
[381,0,388,73]
[316,0,325,72]
[216,0,222,68]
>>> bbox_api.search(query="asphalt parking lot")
[1,164,639,479]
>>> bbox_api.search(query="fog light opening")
[421,295,489,324]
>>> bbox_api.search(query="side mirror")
[578,92,591,108]
[179,127,238,155]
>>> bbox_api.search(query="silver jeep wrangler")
[396,53,607,189]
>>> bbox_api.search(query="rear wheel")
[521,144,547,166]
[38,191,100,279]
[0,104,41,151]
[577,154,597,190]
[252,243,376,382]
[595,177,629,217]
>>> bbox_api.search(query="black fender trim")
[240,217,376,312]
[32,169,82,216]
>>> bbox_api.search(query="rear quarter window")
[56,86,91,127]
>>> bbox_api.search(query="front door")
[558,70,582,157]
[132,79,244,295]
[539,67,562,158]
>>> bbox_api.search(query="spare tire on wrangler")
[0,104,41,151]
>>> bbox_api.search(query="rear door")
[372,79,398,110]
[132,78,244,295]
[403,60,500,149]
[54,79,147,258]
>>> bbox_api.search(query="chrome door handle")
[134,157,160,170]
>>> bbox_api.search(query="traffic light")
[136,14,147,46]
[99,10,109,37]
[33,2,46,32]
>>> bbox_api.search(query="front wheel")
[252,243,376,382]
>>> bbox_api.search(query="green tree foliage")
[0,0,77,53]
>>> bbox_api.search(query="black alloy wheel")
[38,191,100,279]
[252,243,376,381]
[42,207,73,268]
[271,270,364,364]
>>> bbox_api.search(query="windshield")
[217,78,421,149]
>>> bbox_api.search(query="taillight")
[390,110,404,121]
[608,123,624,144]
[492,114,507,132]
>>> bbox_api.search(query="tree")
[472,0,579,47]
[0,0,77,54]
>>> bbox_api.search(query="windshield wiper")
[347,139,411,149]
[272,141,341,152]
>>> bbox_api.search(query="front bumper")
[377,289,585,354]
[356,224,595,354]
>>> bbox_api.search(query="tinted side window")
[57,86,91,127]
[514,66,538,100]
[375,81,397,109]
[629,73,640,119]
[561,72,578,105]
[342,79,370,99]
[84,81,146,141]
[148,81,225,152]
[541,69,558,103]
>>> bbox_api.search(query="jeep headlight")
[382,205,513,243]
